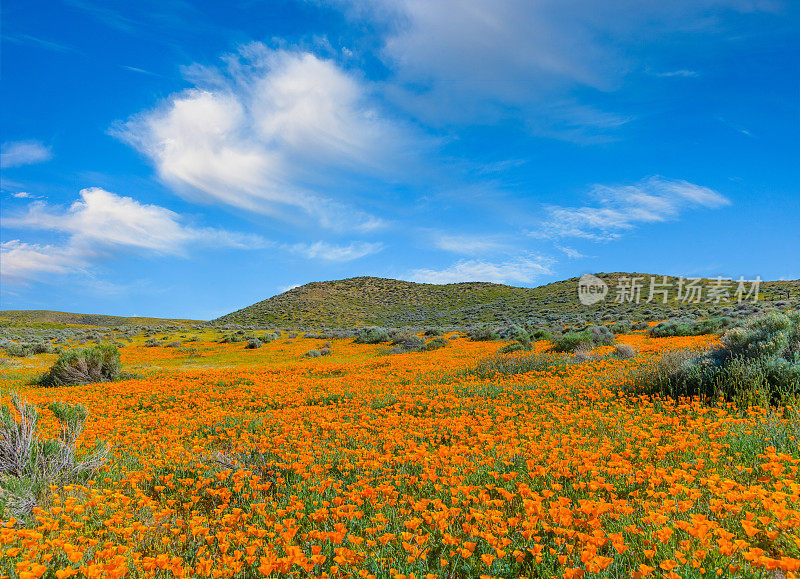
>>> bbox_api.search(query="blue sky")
[2,0,798,319]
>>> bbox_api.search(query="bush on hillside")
[38,344,121,388]
[245,338,262,349]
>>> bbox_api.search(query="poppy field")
[1,332,799,579]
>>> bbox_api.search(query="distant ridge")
[0,310,203,328]
[215,274,798,328]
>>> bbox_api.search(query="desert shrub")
[650,316,735,338]
[0,393,108,520]
[589,325,615,346]
[631,321,650,331]
[531,329,553,342]
[498,342,526,354]
[630,312,800,406]
[608,321,633,335]
[145,338,160,347]
[354,327,390,344]
[263,332,280,342]
[29,342,54,355]
[423,328,443,336]
[38,344,121,388]
[425,337,448,351]
[612,343,637,359]
[468,327,500,342]
[164,341,181,348]
[304,347,331,358]
[463,352,566,380]
[389,333,426,354]
[245,338,262,349]
[551,330,593,353]
[3,342,31,358]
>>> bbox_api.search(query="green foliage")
[463,352,566,380]
[245,338,262,349]
[498,342,526,354]
[630,312,800,406]
[0,393,108,520]
[425,337,449,351]
[650,316,735,338]
[38,343,121,388]
[354,327,390,344]
[468,327,500,342]
[551,330,593,353]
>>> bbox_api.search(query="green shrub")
[3,342,31,357]
[498,342,526,354]
[468,327,500,341]
[531,329,553,341]
[551,330,593,353]
[630,312,800,406]
[0,393,108,520]
[245,338,262,349]
[38,344,121,388]
[463,352,566,380]
[389,333,426,354]
[589,325,615,346]
[425,337,449,351]
[612,343,637,359]
[354,327,390,344]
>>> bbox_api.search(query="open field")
[1,330,798,579]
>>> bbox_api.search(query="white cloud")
[556,245,589,259]
[535,176,730,240]
[291,240,383,262]
[408,254,553,285]
[653,69,700,78]
[340,0,776,137]
[0,241,88,285]
[434,233,508,255]
[1,140,52,168]
[1,187,271,284]
[5,187,271,255]
[10,192,36,199]
[114,43,420,231]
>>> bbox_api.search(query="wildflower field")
[1,332,799,579]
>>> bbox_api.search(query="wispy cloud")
[407,254,553,285]
[556,245,589,259]
[4,33,79,53]
[291,241,383,262]
[2,187,271,284]
[433,233,509,255]
[114,43,424,232]
[1,140,53,168]
[534,176,730,241]
[0,241,88,285]
[121,65,161,77]
[339,0,775,139]
[652,69,700,78]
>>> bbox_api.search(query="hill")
[215,274,799,328]
[0,310,204,329]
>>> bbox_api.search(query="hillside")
[215,274,799,328]
[0,310,204,328]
